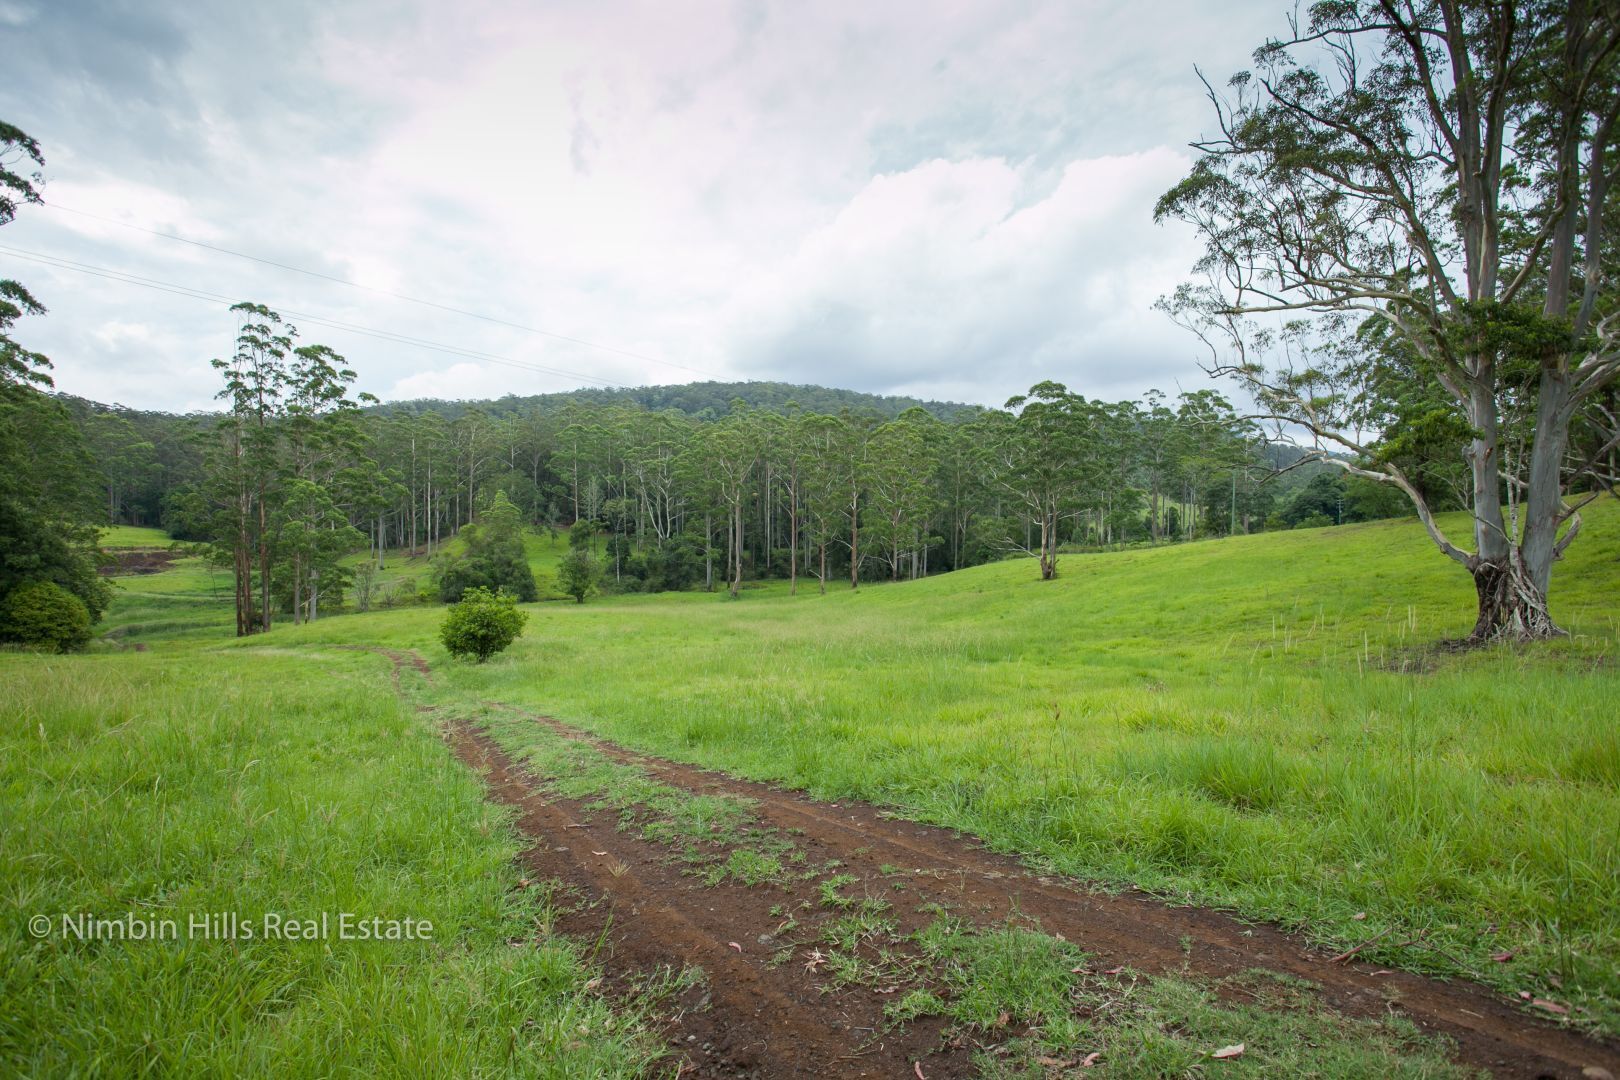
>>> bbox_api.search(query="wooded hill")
[24,310,1429,642]
[369,380,982,422]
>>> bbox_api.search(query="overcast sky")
[0,0,1286,413]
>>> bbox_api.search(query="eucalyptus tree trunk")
[730,500,743,599]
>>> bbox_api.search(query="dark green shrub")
[439,586,528,663]
[1,580,93,652]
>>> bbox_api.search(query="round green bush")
[439,586,528,663]
[2,580,93,653]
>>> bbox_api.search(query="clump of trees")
[439,586,527,662]
[1157,0,1620,641]
[0,120,110,651]
[431,491,538,602]
[166,303,397,635]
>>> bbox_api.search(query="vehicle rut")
[365,647,1620,1078]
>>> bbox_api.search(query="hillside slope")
[256,499,1620,1030]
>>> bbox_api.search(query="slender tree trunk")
[788,481,798,595]
[730,500,743,599]
[849,494,860,591]
[258,490,272,632]
[235,497,252,637]
[1039,508,1057,580]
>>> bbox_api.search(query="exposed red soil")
[98,548,178,576]
[448,721,975,1079]
[370,647,1619,1078]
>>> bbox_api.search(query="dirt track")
[367,647,1620,1078]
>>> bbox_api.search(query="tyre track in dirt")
[449,720,969,1079]
[364,647,1618,1078]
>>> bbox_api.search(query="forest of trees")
[49,309,1426,636]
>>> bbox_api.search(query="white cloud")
[725,149,1210,402]
[0,0,1283,412]
[385,361,554,402]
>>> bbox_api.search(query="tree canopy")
[1157,0,1620,641]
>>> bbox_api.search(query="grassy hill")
[15,499,1620,1044]
[277,501,1619,1027]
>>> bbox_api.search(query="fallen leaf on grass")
[1036,1056,1075,1068]
[995,1010,1010,1027]
[1531,999,1569,1015]
[1211,1044,1245,1059]
[1352,912,1366,921]
[1080,1052,1102,1067]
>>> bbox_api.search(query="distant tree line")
[45,327,1433,636]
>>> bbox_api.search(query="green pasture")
[287,503,1619,1031]
[27,501,1620,1044]
[0,648,669,1077]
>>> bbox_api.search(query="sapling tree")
[556,518,601,604]
[1157,0,1620,642]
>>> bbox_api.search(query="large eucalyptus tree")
[1157,0,1620,641]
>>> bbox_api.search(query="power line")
[38,199,729,382]
[0,243,620,388]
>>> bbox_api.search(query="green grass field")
[0,649,671,1077]
[7,501,1618,1068]
[289,503,1620,1030]
[97,525,175,549]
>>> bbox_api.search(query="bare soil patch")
[98,548,178,576]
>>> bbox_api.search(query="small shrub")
[439,586,528,663]
[1,581,93,653]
